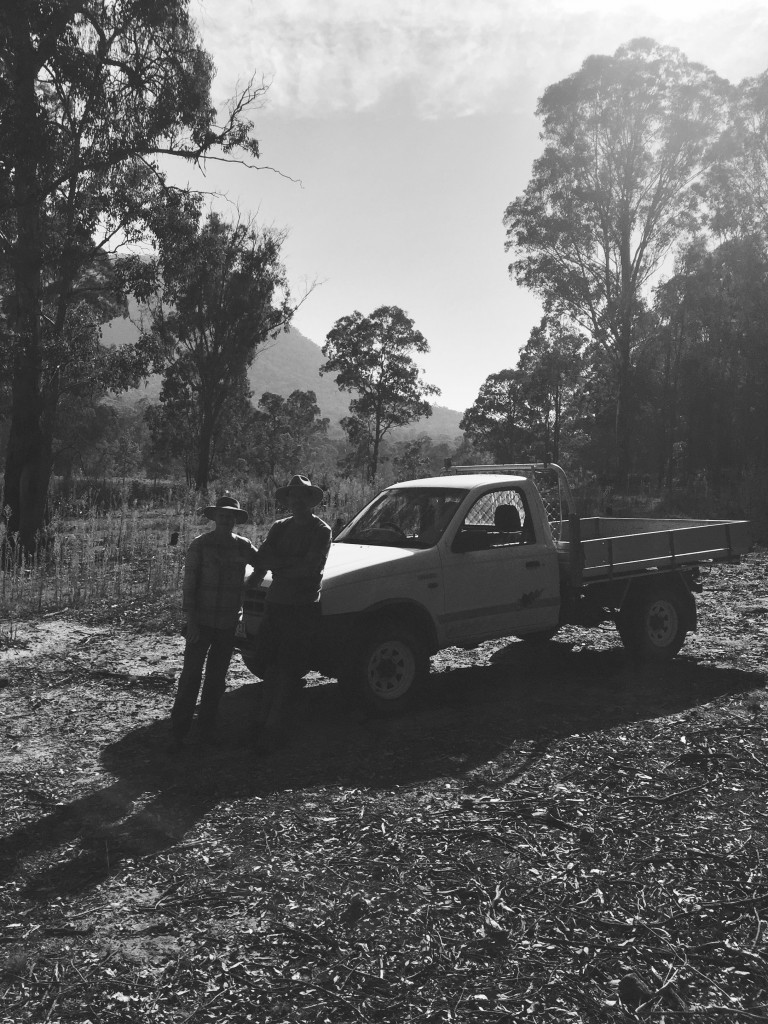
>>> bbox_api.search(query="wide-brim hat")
[275,474,324,508]
[199,493,248,523]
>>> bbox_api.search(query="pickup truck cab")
[237,464,750,714]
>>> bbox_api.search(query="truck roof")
[388,474,528,491]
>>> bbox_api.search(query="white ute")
[236,464,750,714]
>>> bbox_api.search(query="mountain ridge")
[102,318,464,441]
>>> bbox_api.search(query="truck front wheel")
[617,585,689,662]
[340,621,429,715]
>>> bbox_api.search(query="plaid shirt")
[182,531,260,630]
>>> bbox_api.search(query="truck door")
[438,486,560,645]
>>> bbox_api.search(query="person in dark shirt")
[250,475,332,753]
[170,494,259,748]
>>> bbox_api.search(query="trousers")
[171,624,235,739]
[254,602,320,742]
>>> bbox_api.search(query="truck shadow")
[4,641,764,899]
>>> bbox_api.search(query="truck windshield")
[339,487,465,548]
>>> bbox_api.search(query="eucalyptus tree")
[459,369,532,463]
[649,235,768,486]
[516,319,584,463]
[505,38,729,479]
[0,0,266,548]
[706,70,768,240]
[250,390,329,482]
[321,305,439,480]
[143,211,292,492]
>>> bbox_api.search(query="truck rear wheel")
[340,620,429,715]
[617,585,689,662]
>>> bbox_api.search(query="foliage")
[645,234,768,488]
[53,401,135,481]
[705,70,768,240]
[143,210,293,491]
[516,321,584,462]
[462,320,586,465]
[460,369,530,463]
[321,305,440,480]
[248,389,330,482]
[0,479,384,621]
[390,434,456,482]
[505,38,730,477]
[0,0,268,548]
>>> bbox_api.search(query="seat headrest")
[494,504,522,531]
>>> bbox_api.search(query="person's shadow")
[2,638,764,899]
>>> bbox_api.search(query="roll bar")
[443,459,577,520]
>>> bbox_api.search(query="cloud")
[194,0,768,118]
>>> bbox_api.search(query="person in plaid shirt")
[170,493,259,747]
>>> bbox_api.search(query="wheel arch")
[622,572,697,633]
[354,599,439,654]
[317,599,438,677]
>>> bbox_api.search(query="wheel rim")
[366,639,416,700]
[646,598,679,648]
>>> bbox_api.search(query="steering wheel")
[380,521,407,539]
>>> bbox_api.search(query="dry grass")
[0,482,374,628]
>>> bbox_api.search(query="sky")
[181,0,768,412]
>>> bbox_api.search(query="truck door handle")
[526,560,541,569]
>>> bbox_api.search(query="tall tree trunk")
[369,410,382,481]
[3,31,47,552]
[195,439,212,492]
[195,409,215,491]
[614,344,633,485]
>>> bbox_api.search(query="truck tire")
[617,584,689,662]
[340,620,429,715]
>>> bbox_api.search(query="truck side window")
[457,488,535,548]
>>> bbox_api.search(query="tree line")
[463,39,768,509]
[2,15,766,553]
[0,1,438,551]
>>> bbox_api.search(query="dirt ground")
[1,553,768,1022]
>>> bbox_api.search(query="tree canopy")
[248,390,330,483]
[321,305,439,480]
[1,0,267,547]
[505,38,730,478]
[143,211,292,491]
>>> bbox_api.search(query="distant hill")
[102,318,464,442]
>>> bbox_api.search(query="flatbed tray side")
[557,519,750,579]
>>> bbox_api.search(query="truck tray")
[559,517,750,580]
